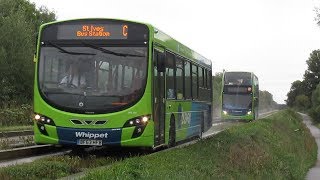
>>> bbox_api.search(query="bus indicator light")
[247,87,252,92]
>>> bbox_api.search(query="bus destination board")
[57,24,128,40]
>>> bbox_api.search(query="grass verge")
[82,109,317,179]
[0,109,316,179]
[0,155,116,179]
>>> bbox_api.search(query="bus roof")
[149,26,212,69]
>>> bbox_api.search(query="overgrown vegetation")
[0,0,56,106]
[0,136,34,150]
[0,0,56,127]
[286,49,320,125]
[82,109,316,179]
[0,155,116,179]
[0,104,33,127]
[0,110,315,179]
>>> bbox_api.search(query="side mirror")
[157,53,165,72]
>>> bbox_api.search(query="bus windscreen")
[224,72,252,86]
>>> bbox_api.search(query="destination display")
[57,24,129,40]
[226,86,251,93]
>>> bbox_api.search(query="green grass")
[0,109,316,179]
[82,109,317,180]
[0,155,116,179]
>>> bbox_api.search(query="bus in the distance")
[33,18,212,149]
[221,71,259,121]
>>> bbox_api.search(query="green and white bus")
[33,18,213,148]
[221,71,259,121]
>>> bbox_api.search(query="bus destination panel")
[57,24,128,40]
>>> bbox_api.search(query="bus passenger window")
[166,52,175,99]
[176,57,184,100]
[192,64,198,100]
[184,61,191,99]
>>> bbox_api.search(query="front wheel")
[168,115,176,147]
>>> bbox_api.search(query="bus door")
[153,48,166,146]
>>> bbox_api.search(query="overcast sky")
[29,0,320,103]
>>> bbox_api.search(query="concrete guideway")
[0,151,69,168]
[300,113,320,180]
[0,145,69,167]
[0,130,33,138]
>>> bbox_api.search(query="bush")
[0,104,33,126]
[308,105,320,124]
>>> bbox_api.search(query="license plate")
[77,139,103,146]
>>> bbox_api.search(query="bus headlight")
[123,115,151,139]
[34,113,56,126]
[123,115,151,127]
[223,110,228,115]
[142,116,149,123]
[35,114,41,120]
[247,111,252,115]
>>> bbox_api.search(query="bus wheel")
[169,115,176,147]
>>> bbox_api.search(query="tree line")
[286,49,320,122]
[0,0,56,107]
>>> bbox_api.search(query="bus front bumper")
[34,123,154,147]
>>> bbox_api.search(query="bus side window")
[176,57,184,99]
[198,67,204,101]
[191,64,198,100]
[166,52,175,99]
[184,61,191,99]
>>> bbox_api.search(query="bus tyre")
[169,116,176,147]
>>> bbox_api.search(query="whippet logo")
[75,132,108,139]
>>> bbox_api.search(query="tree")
[212,72,222,116]
[303,50,320,97]
[309,84,320,123]
[0,0,56,106]
[286,80,307,107]
[315,7,320,26]
[286,50,320,108]
[294,95,311,111]
[259,90,277,110]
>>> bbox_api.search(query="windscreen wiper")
[82,42,145,57]
[46,42,96,55]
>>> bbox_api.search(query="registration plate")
[77,139,103,146]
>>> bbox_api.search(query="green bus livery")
[221,71,259,121]
[33,18,213,148]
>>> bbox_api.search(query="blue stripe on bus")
[56,127,122,145]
